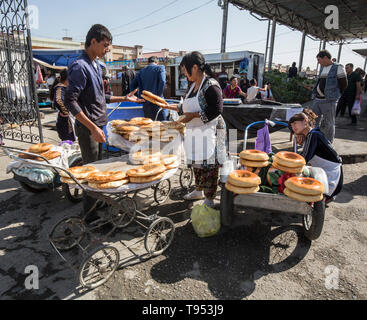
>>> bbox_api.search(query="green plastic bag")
[190,204,221,238]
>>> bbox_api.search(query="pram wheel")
[144,217,175,256]
[79,245,120,289]
[302,199,325,240]
[154,179,171,204]
[109,197,137,228]
[49,216,86,251]
[179,167,193,189]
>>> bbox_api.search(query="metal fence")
[0,0,43,144]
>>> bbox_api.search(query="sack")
[190,204,221,238]
[255,123,272,154]
[351,100,361,115]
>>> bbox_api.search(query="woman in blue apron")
[161,51,227,207]
[289,109,343,202]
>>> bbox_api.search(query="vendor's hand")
[295,134,305,146]
[126,89,145,103]
[91,126,106,143]
[182,112,199,122]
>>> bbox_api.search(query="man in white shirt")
[246,79,266,102]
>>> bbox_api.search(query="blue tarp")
[32,49,106,68]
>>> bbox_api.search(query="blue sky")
[29,0,367,71]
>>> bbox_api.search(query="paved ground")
[0,101,366,300]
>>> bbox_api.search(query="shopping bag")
[190,204,221,238]
[255,123,272,153]
[351,100,361,115]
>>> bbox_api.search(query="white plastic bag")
[351,100,361,115]
[190,204,221,238]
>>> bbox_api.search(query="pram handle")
[1,146,87,190]
[243,119,297,153]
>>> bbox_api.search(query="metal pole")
[24,0,44,143]
[220,0,229,53]
[337,43,343,63]
[268,18,276,71]
[264,19,271,73]
[322,40,326,49]
[316,40,322,74]
[299,31,306,73]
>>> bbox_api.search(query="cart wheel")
[144,217,175,256]
[19,181,47,193]
[220,183,234,227]
[49,216,86,251]
[154,179,171,204]
[62,183,83,203]
[109,197,137,228]
[179,167,193,189]
[302,199,325,241]
[79,245,120,289]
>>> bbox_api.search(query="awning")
[33,57,67,70]
[32,49,85,67]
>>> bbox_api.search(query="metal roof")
[228,0,367,44]
[353,48,367,57]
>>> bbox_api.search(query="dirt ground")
[0,157,366,300]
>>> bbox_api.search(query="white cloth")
[308,155,341,196]
[182,77,217,162]
[246,86,259,102]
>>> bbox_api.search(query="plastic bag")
[351,100,361,115]
[190,204,221,238]
[255,123,272,154]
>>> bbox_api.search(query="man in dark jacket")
[121,66,136,96]
[130,56,167,120]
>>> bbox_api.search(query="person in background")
[239,72,250,93]
[222,76,247,99]
[217,66,229,90]
[289,109,343,203]
[121,65,136,95]
[246,78,266,102]
[311,50,347,143]
[130,56,167,121]
[232,68,241,80]
[102,68,112,95]
[65,24,143,222]
[364,74,367,93]
[260,82,275,101]
[336,63,362,126]
[288,62,298,78]
[46,71,56,88]
[50,69,75,142]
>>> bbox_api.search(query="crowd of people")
[42,23,367,214]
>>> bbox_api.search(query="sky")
[28,0,367,71]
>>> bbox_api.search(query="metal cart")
[219,120,329,241]
[2,146,83,203]
[45,154,177,289]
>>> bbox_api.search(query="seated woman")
[288,109,343,202]
[222,76,247,100]
[260,82,275,101]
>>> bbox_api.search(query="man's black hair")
[85,24,112,49]
[148,56,159,64]
[316,50,332,60]
[346,63,354,69]
[250,79,256,86]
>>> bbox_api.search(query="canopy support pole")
[299,31,306,73]
[220,0,229,53]
[264,19,271,74]
[268,18,276,71]
[337,43,343,63]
